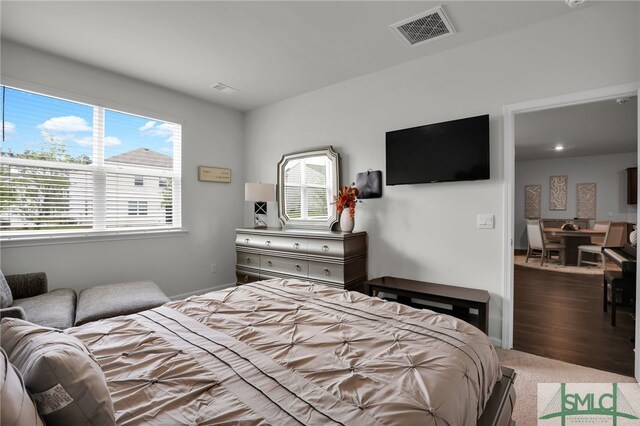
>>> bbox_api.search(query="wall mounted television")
[386,114,490,185]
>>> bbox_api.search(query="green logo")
[539,383,638,425]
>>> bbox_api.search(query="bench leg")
[611,283,617,327]
[478,303,488,335]
[603,276,608,313]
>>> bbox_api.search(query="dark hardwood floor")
[513,264,635,377]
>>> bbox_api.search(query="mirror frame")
[277,146,340,230]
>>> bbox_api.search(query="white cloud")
[3,121,16,134]
[105,136,122,146]
[38,116,91,134]
[74,135,122,147]
[139,120,176,142]
[139,121,156,132]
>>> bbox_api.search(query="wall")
[0,41,245,298]
[244,3,640,342]
[514,152,637,249]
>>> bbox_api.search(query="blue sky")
[1,87,175,161]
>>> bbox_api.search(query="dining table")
[543,227,607,265]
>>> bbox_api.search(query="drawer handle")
[322,245,329,252]
[243,275,249,283]
[267,260,273,267]
[295,264,301,271]
[245,257,251,264]
[293,242,300,249]
[244,238,250,244]
[323,268,330,276]
[266,240,272,247]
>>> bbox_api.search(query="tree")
[0,135,90,230]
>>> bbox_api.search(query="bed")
[2,279,515,425]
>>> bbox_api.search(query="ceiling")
[515,97,638,161]
[1,1,577,112]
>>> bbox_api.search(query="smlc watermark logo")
[538,383,640,425]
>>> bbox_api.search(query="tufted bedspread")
[67,279,502,425]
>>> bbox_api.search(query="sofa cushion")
[12,288,76,329]
[0,270,12,308]
[1,318,115,426]
[75,281,169,326]
[0,347,45,426]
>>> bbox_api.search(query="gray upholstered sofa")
[1,271,170,329]
[0,272,77,329]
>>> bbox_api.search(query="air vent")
[211,82,239,93]
[390,6,455,48]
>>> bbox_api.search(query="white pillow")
[1,318,115,426]
[0,347,44,426]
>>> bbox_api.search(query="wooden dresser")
[235,228,367,291]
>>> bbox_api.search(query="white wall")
[514,152,637,249]
[244,3,640,342]
[0,41,245,298]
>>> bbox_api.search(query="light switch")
[477,214,494,229]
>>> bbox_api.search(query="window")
[0,86,182,239]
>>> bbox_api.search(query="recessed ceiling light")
[211,83,239,93]
[554,145,565,151]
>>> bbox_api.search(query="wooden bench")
[364,276,490,334]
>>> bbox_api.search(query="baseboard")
[169,282,236,301]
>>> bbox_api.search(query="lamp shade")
[245,183,275,202]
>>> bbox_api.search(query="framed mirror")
[277,146,340,229]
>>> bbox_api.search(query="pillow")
[0,270,12,308]
[1,318,115,426]
[1,347,45,426]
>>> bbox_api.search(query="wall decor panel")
[576,183,597,219]
[549,175,567,211]
[525,185,541,219]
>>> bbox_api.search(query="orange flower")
[332,184,360,218]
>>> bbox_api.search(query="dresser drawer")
[261,255,308,277]
[263,236,307,253]
[308,261,344,284]
[237,233,307,254]
[237,251,260,268]
[307,239,344,257]
[236,233,269,250]
[236,268,260,285]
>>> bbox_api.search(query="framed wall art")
[549,175,567,211]
[525,184,541,219]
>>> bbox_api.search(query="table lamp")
[245,183,275,228]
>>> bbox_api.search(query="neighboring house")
[104,148,174,228]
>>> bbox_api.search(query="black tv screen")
[386,114,490,185]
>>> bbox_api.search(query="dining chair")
[577,221,613,268]
[525,219,566,266]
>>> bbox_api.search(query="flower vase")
[340,212,354,232]
[630,225,637,246]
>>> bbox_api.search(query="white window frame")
[0,80,185,246]
[284,158,331,221]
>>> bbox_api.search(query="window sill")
[0,229,189,248]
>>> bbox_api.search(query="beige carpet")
[514,254,603,275]
[496,348,638,425]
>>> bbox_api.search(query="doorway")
[502,83,640,380]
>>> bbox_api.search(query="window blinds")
[0,86,182,238]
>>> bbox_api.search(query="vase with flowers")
[333,184,359,232]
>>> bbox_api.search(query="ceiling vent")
[390,6,455,48]
[211,83,239,93]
